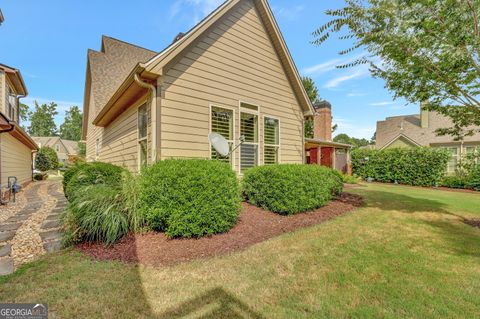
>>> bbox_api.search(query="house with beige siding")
[83,0,317,174]
[32,136,79,165]
[375,104,480,173]
[0,63,38,194]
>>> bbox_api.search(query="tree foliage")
[60,106,83,141]
[35,146,59,171]
[28,101,58,136]
[314,0,480,139]
[333,133,370,148]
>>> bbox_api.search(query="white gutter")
[134,74,158,163]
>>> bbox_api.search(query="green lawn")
[1,184,479,318]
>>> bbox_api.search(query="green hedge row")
[441,166,480,191]
[63,161,344,245]
[243,164,343,215]
[352,148,450,186]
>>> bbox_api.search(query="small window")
[264,117,279,165]
[240,112,259,173]
[211,106,234,164]
[446,147,459,173]
[138,104,148,169]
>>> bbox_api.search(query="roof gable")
[142,0,313,115]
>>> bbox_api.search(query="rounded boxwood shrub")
[65,162,126,200]
[243,164,343,215]
[138,159,241,238]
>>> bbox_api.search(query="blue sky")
[0,0,419,139]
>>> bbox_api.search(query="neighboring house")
[0,63,38,191]
[305,101,352,174]
[0,9,4,26]
[83,0,320,175]
[32,136,79,164]
[375,104,480,173]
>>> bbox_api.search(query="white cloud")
[370,101,396,106]
[323,66,369,89]
[303,53,366,76]
[273,5,305,21]
[170,0,224,23]
[347,91,367,97]
[333,117,376,139]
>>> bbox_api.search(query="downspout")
[134,74,158,163]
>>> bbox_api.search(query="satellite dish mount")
[209,133,245,158]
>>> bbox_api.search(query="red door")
[321,147,333,168]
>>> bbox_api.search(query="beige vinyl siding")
[92,97,151,173]
[0,133,32,186]
[160,0,304,172]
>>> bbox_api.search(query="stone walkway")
[0,181,66,275]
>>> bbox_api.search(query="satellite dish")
[209,133,230,157]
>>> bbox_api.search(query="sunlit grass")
[1,183,479,318]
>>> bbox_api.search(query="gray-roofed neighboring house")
[32,136,79,164]
[375,104,480,173]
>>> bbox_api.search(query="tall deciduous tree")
[60,106,83,141]
[314,0,480,139]
[28,101,58,136]
[302,77,320,138]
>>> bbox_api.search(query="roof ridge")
[101,35,157,54]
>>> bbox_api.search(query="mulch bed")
[77,193,364,267]
[464,219,480,229]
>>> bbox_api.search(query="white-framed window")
[446,147,459,173]
[240,102,259,173]
[210,105,234,165]
[263,116,280,165]
[138,103,148,169]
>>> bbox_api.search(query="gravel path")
[0,181,66,275]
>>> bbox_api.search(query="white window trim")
[137,103,149,171]
[262,115,281,165]
[445,146,460,174]
[238,101,260,174]
[209,104,236,169]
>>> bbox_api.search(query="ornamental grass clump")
[242,164,343,215]
[138,159,241,238]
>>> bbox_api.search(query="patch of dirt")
[464,219,480,229]
[77,193,364,267]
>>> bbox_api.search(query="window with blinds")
[240,112,258,173]
[211,106,233,163]
[264,117,279,165]
[446,147,459,173]
[138,104,148,169]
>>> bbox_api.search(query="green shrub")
[440,175,468,189]
[63,170,144,246]
[352,148,449,186]
[35,146,59,171]
[64,185,130,245]
[33,172,47,181]
[138,159,241,238]
[65,162,125,200]
[243,164,343,215]
[62,162,89,193]
[341,174,360,184]
[467,165,480,191]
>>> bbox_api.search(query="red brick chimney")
[313,101,332,141]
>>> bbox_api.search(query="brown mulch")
[77,193,364,267]
[464,219,480,229]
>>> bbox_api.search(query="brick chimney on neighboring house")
[313,100,332,141]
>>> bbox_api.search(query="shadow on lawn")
[157,287,264,319]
